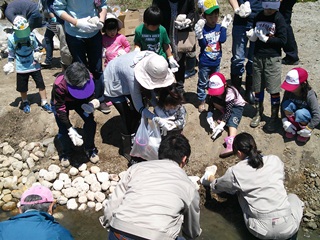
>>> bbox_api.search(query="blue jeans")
[231,25,255,76]
[197,65,220,101]
[282,100,311,123]
[44,28,55,64]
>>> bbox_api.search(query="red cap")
[208,72,226,96]
[281,67,308,92]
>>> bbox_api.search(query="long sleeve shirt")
[4,0,39,23]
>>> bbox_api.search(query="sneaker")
[184,69,197,79]
[281,58,299,65]
[41,103,52,113]
[86,148,99,163]
[285,132,295,139]
[98,102,111,114]
[41,62,52,68]
[60,157,70,167]
[22,101,31,114]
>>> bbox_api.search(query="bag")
[130,117,162,161]
[177,31,196,53]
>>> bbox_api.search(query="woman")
[201,132,304,239]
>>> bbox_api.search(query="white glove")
[154,106,167,118]
[282,118,297,134]
[175,14,192,30]
[3,62,14,75]
[154,116,175,127]
[162,121,176,131]
[255,28,269,43]
[168,56,179,73]
[33,52,43,62]
[211,121,225,140]
[235,2,252,18]
[76,16,98,33]
[221,14,232,29]
[134,46,141,52]
[195,19,205,40]
[68,127,84,146]
[200,165,217,186]
[117,49,126,56]
[87,16,103,30]
[297,128,312,138]
[206,112,215,130]
[81,99,100,114]
[246,28,258,42]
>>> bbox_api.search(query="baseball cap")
[13,16,30,38]
[203,0,219,15]
[67,78,95,99]
[262,0,280,10]
[281,67,308,92]
[208,72,226,96]
[20,185,54,205]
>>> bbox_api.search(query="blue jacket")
[0,210,74,240]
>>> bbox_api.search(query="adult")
[0,185,74,240]
[280,0,299,65]
[53,0,108,111]
[103,51,175,160]
[51,62,100,166]
[201,132,304,239]
[100,134,201,240]
[152,0,196,97]
[228,0,263,104]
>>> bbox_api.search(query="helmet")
[13,16,30,38]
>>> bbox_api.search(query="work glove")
[134,46,141,52]
[200,165,217,186]
[282,118,297,135]
[211,121,225,140]
[175,14,192,30]
[75,16,97,33]
[88,16,104,30]
[255,28,269,43]
[68,127,84,146]
[33,52,43,62]
[153,116,175,127]
[168,56,179,73]
[81,99,100,114]
[206,111,215,130]
[297,128,312,138]
[195,19,205,40]
[117,49,126,56]
[235,1,251,18]
[221,14,232,29]
[154,116,176,136]
[246,28,258,42]
[154,106,167,118]
[3,62,14,75]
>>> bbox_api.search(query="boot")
[121,133,134,161]
[231,74,242,92]
[245,75,255,104]
[263,104,280,133]
[219,136,235,158]
[250,102,264,128]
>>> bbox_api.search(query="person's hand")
[195,19,205,40]
[68,127,84,146]
[33,52,43,62]
[3,62,14,75]
[81,99,100,114]
[236,1,251,18]
[282,118,297,134]
[211,121,225,140]
[75,16,97,32]
[154,116,174,127]
[168,56,179,73]
[200,165,217,186]
[206,112,215,130]
[221,14,232,28]
[297,128,312,138]
[255,28,269,43]
[175,14,192,30]
[246,28,258,42]
[117,49,126,56]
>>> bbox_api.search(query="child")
[102,13,130,67]
[280,68,320,142]
[3,16,52,114]
[134,5,179,73]
[194,0,232,112]
[154,85,187,136]
[246,0,287,132]
[206,72,246,158]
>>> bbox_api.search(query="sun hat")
[67,78,95,99]
[208,72,226,96]
[262,0,280,10]
[134,52,175,90]
[13,16,31,39]
[20,185,54,205]
[203,0,219,15]
[281,67,308,92]
[105,12,123,29]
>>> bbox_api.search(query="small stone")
[21,150,30,160]
[62,187,79,198]
[101,181,111,191]
[59,173,70,182]
[34,151,44,158]
[307,221,318,230]
[78,196,87,204]
[42,137,54,147]
[53,179,64,191]
[2,202,17,211]
[2,194,12,202]
[24,142,35,151]
[90,166,100,174]
[12,170,22,178]
[39,180,53,189]
[69,167,79,176]
[84,174,98,185]
[86,191,95,201]
[78,203,87,211]
[78,163,87,171]
[66,198,78,210]
[52,190,62,199]
[19,141,27,148]
[11,161,23,171]
[94,192,105,202]
[13,153,22,160]
[109,174,119,182]
[95,202,103,211]
[48,164,61,173]
[26,158,35,169]
[29,153,39,162]
[80,170,90,177]
[72,177,85,187]
[96,172,109,183]
[87,201,95,208]
[90,182,101,192]
[2,145,15,155]
[44,171,57,182]
[45,143,56,157]
[21,169,30,176]
[57,196,68,205]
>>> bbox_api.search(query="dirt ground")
[0,0,319,233]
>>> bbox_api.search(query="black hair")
[102,18,119,33]
[20,195,52,213]
[143,5,162,26]
[157,85,183,109]
[158,134,191,165]
[64,62,90,87]
[300,81,312,99]
[204,8,220,17]
[232,133,264,169]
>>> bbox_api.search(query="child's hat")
[203,0,219,14]
[281,67,308,92]
[262,0,280,10]
[13,16,30,38]
[208,72,226,96]
[105,13,123,29]
[20,185,54,205]
[67,78,95,99]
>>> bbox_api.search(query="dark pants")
[175,53,186,93]
[280,0,299,61]
[44,28,55,64]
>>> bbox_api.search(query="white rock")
[101,181,111,191]
[21,150,29,160]
[11,161,23,171]
[24,142,35,151]
[72,177,85,187]
[59,173,70,182]
[96,172,109,183]
[3,145,15,155]
[13,153,22,160]
[39,180,53,189]
[109,174,119,182]
[90,166,100,174]
[53,212,64,219]
[53,179,64,191]
[95,202,103,211]
[26,157,35,169]
[48,164,61,173]
[86,191,95,201]
[119,171,127,179]
[21,169,30,176]
[78,191,87,197]
[84,174,98,185]
[69,167,79,176]
[19,141,27,148]
[42,137,54,147]
[62,187,79,198]
[22,162,29,169]
[29,153,39,162]
[44,171,57,182]
[78,163,87,171]
[87,201,95,208]
[45,143,56,157]
[66,198,78,210]
[109,186,116,193]
[94,192,106,202]
[52,190,62,199]
[78,195,88,204]
[57,196,68,205]
[0,155,7,163]
[80,170,90,177]
[64,178,72,188]
[12,170,21,177]
[78,203,87,211]
[90,182,101,192]
[0,142,8,147]
[34,151,44,158]
[39,169,48,178]
[21,176,28,184]
[76,183,89,192]
[2,159,13,167]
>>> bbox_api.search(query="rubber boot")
[250,102,264,128]
[245,75,255,104]
[121,133,134,161]
[263,104,280,133]
[231,74,242,92]
[219,136,235,158]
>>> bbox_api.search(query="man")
[100,134,201,240]
[0,185,74,240]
